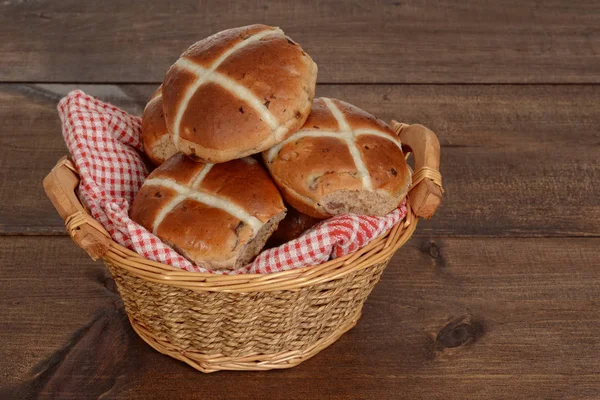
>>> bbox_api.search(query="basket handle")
[43,157,111,260]
[391,122,443,219]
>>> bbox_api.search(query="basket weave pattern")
[96,207,418,372]
[107,259,387,364]
[43,122,442,372]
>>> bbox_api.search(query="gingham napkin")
[58,90,407,274]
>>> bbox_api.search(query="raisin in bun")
[141,85,177,166]
[162,24,318,163]
[130,154,286,270]
[264,98,411,218]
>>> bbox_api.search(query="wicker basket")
[43,121,442,372]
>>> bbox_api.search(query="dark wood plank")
[0,84,148,234]
[1,236,598,399]
[1,0,599,83]
[1,83,599,237]
[0,237,119,392]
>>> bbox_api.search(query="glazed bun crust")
[141,85,177,166]
[266,207,320,248]
[130,154,286,269]
[264,98,411,218]
[162,24,318,163]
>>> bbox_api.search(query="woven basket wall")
[97,205,418,372]
[43,122,441,373]
[106,258,388,371]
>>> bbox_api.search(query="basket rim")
[104,207,417,291]
[44,122,444,292]
[44,145,441,293]
[47,156,421,292]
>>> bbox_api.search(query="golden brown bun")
[264,98,412,218]
[162,24,318,163]
[141,85,177,166]
[266,207,320,248]
[130,153,286,270]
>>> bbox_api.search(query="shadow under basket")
[43,122,443,373]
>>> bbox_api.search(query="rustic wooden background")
[1,1,599,399]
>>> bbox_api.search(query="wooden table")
[1,1,599,399]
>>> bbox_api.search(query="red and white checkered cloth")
[58,90,407,274]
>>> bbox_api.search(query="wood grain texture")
[0,236,598,399]
[1,0,599,83]
[0,237,119,393]
[2,1,599,397]
[2,83,598,237]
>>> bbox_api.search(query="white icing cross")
[171,28,285,147]
[266,98,403,191]
[144,164,264,235]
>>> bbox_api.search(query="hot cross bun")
[162,24,318,163]
[130,154,286,269]
[264,98,412,218]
